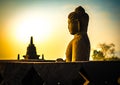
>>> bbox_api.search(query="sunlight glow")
[15,11,53,43]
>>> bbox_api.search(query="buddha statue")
[66,6,90,62]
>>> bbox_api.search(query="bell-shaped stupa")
[23,36,40,59]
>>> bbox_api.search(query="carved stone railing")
[0,60,120,85]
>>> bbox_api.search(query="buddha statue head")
[68,12,79,35]
[68,6,89,35]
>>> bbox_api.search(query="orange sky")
[0,0,120,60]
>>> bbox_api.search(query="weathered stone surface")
[22,66,44,85]
[0,60,120,85]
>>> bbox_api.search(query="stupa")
[23,36,40,59]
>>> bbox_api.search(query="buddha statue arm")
[72,39,80,61]
[66,41,72,62]
[72,38,85,61]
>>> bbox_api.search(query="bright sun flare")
[15,12,53,43]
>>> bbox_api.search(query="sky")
[0,0,120,60]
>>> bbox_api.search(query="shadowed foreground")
[0,60,120,85]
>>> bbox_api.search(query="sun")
[15,12,53,43]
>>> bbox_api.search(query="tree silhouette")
[92,43,119,61]
[92,50,104,60]
[99,43,115,58]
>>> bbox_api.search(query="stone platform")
[0,60,120,85]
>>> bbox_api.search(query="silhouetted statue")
[23,36,39,59]
[66,6,90,62]
[17,54,20,60]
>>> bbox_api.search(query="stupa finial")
[30,36,33,44]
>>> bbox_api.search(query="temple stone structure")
[0,61,120,85]
[23,36,40,59]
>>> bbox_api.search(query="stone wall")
[0,60,120,85]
